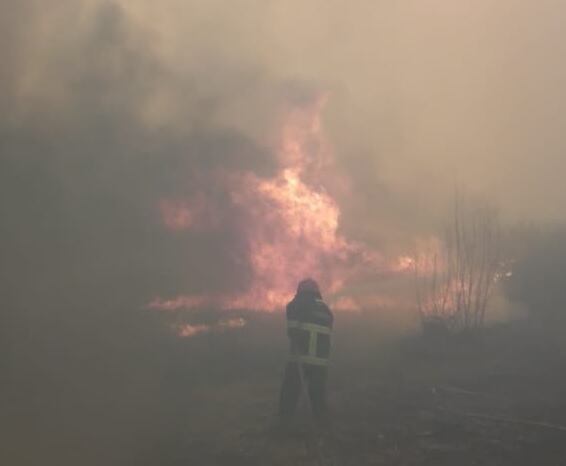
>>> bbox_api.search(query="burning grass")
[151,92,414,317]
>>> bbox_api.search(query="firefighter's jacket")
[286,292,333,367]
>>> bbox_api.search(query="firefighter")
[278,278,334,427]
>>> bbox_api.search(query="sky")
[2,0,566,311]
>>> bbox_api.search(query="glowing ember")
[175,318,247,338]
[177,323,210,337]
[149,295,209,311]
[159,200,193,232]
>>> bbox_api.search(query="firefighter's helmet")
[297,278,320,294]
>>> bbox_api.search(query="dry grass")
[5,309,566,465]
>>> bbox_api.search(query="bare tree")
[414,192,501,333]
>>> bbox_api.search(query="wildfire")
[159,193,219,233]
[175,318,247,338]
[152,91,408,325]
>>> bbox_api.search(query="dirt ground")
[6,312,566,466]
[159,322,566,466]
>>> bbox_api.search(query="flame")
[152,92,407,316]
[159,193,219,232]
[159,200,194,232]
[175,317,247,338]
[177,323,210,337]
[392,255,416,273]
[332,296,361,312]
[149,295,209,311]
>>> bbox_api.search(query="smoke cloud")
[3,0,566,309]
[3,1,566,464]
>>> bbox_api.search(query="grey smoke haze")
[3,0,566,301]
[2,2,566,464]
[1,0,566,325]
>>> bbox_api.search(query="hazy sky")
[2,0,566,305]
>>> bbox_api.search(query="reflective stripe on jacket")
[286,294,333,366]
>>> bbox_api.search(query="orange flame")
[152,93,408,315]
[175,317,247,338]
[159,193,220,232]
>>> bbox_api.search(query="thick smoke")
[3,0,566,311]
[2,1,566,463]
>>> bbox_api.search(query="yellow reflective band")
[287,320,301,329]
[287,321,331,334]
[300,322,331,334]
[289,354,329,366]
[308,329,318,357]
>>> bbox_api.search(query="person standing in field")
[278,278,334,427]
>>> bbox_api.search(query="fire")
[152,91,407,320]
[175,318,247,338]
[177,323,210,338]
[159,193,219,232]
[393,255,416,273]
[159,200,193,232]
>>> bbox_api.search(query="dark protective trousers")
[278,361,328,423]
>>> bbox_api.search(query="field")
[4,309,566,466]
